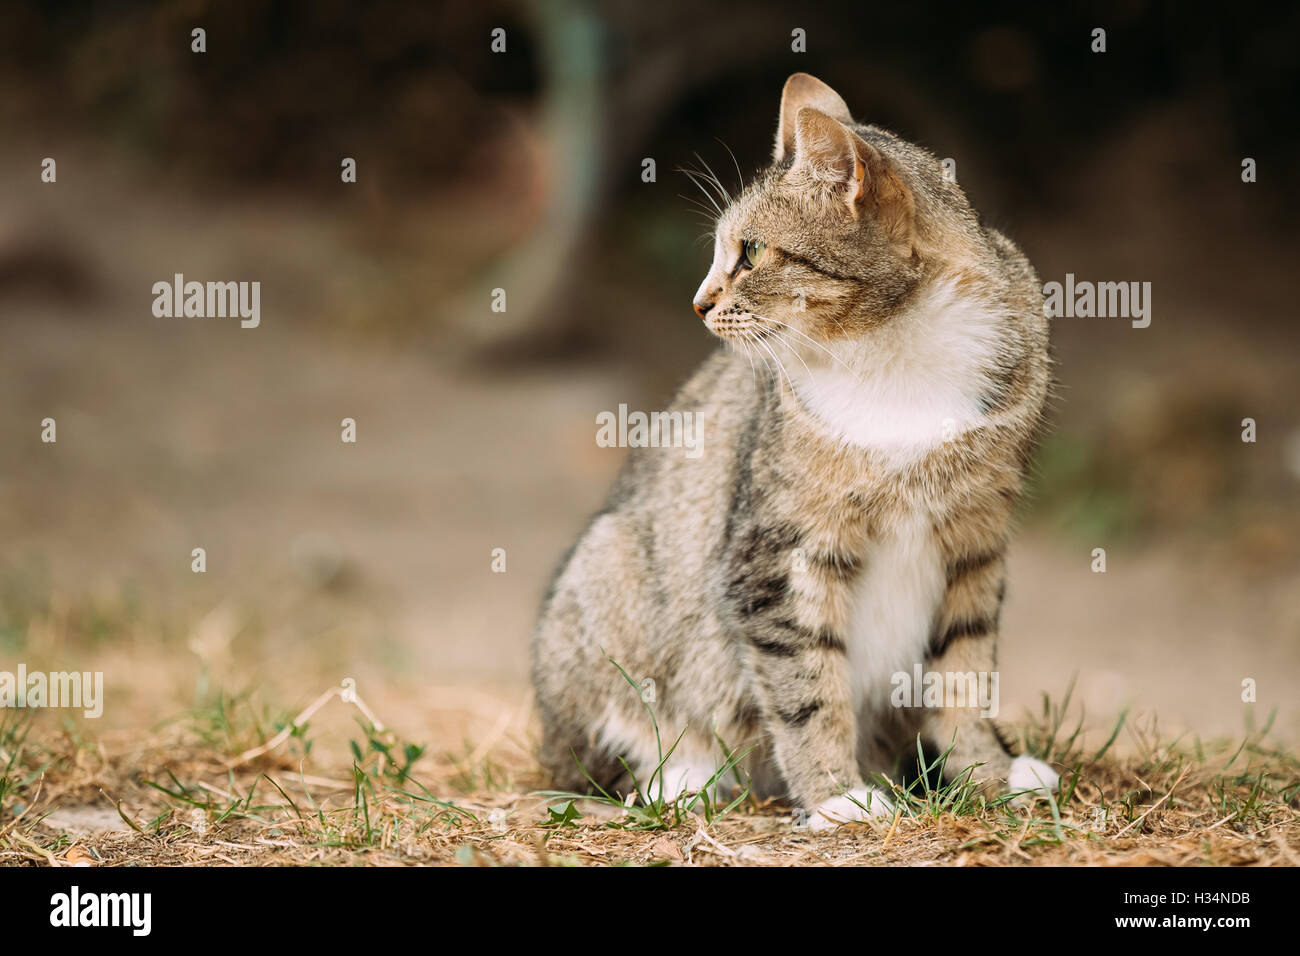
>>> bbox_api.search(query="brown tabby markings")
[531,73,1054,818]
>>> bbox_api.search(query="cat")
[531,73,1058,829]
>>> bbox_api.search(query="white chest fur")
[843,513,943,716]
[787,281,997,712]
[789,279,1004,469]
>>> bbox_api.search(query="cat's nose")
[693,295,716,318]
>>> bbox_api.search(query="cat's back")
[604,347,769,517]
[984,226,1048,342]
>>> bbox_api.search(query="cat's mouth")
[705,310,773,343]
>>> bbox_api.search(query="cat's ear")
[791,108,914,242]
[774,73,852,163]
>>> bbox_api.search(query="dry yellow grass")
[1,574,1295,867]
[2,685,1296,867]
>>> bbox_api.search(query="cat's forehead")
[718,172,805,239]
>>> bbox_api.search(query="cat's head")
[693,73,982,358]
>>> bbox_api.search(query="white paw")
[805,786,894,831]
[1007,755,1059,798]
[646,762,720,805]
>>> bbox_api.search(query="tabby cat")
[532,73,1057,829]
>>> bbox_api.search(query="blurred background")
[1,0,1297,749]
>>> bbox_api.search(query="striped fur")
[531,74,1053,819]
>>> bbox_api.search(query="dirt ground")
[3,298,1296,745]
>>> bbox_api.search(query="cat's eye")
[741,239,767,269]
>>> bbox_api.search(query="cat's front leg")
[748,632,893,830]
[920,549,1059,798]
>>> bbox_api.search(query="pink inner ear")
[775,74,854,162]
[795,110,849,176]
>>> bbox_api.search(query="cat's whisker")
[751,332,793,392]
[751,314,862,381]
[691,152,732,205]
[677,187,716,210]
[685,162,727,208]
[751,313,836,356]
[677,192,720,224]
[678,169,724,218]
[766,329,815,381]
[824,313,851,337]
[733,330,759,384]
[754,342,779,388]
[764,321,859,380]
[738,328,776,385]
[714,136,745,196]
